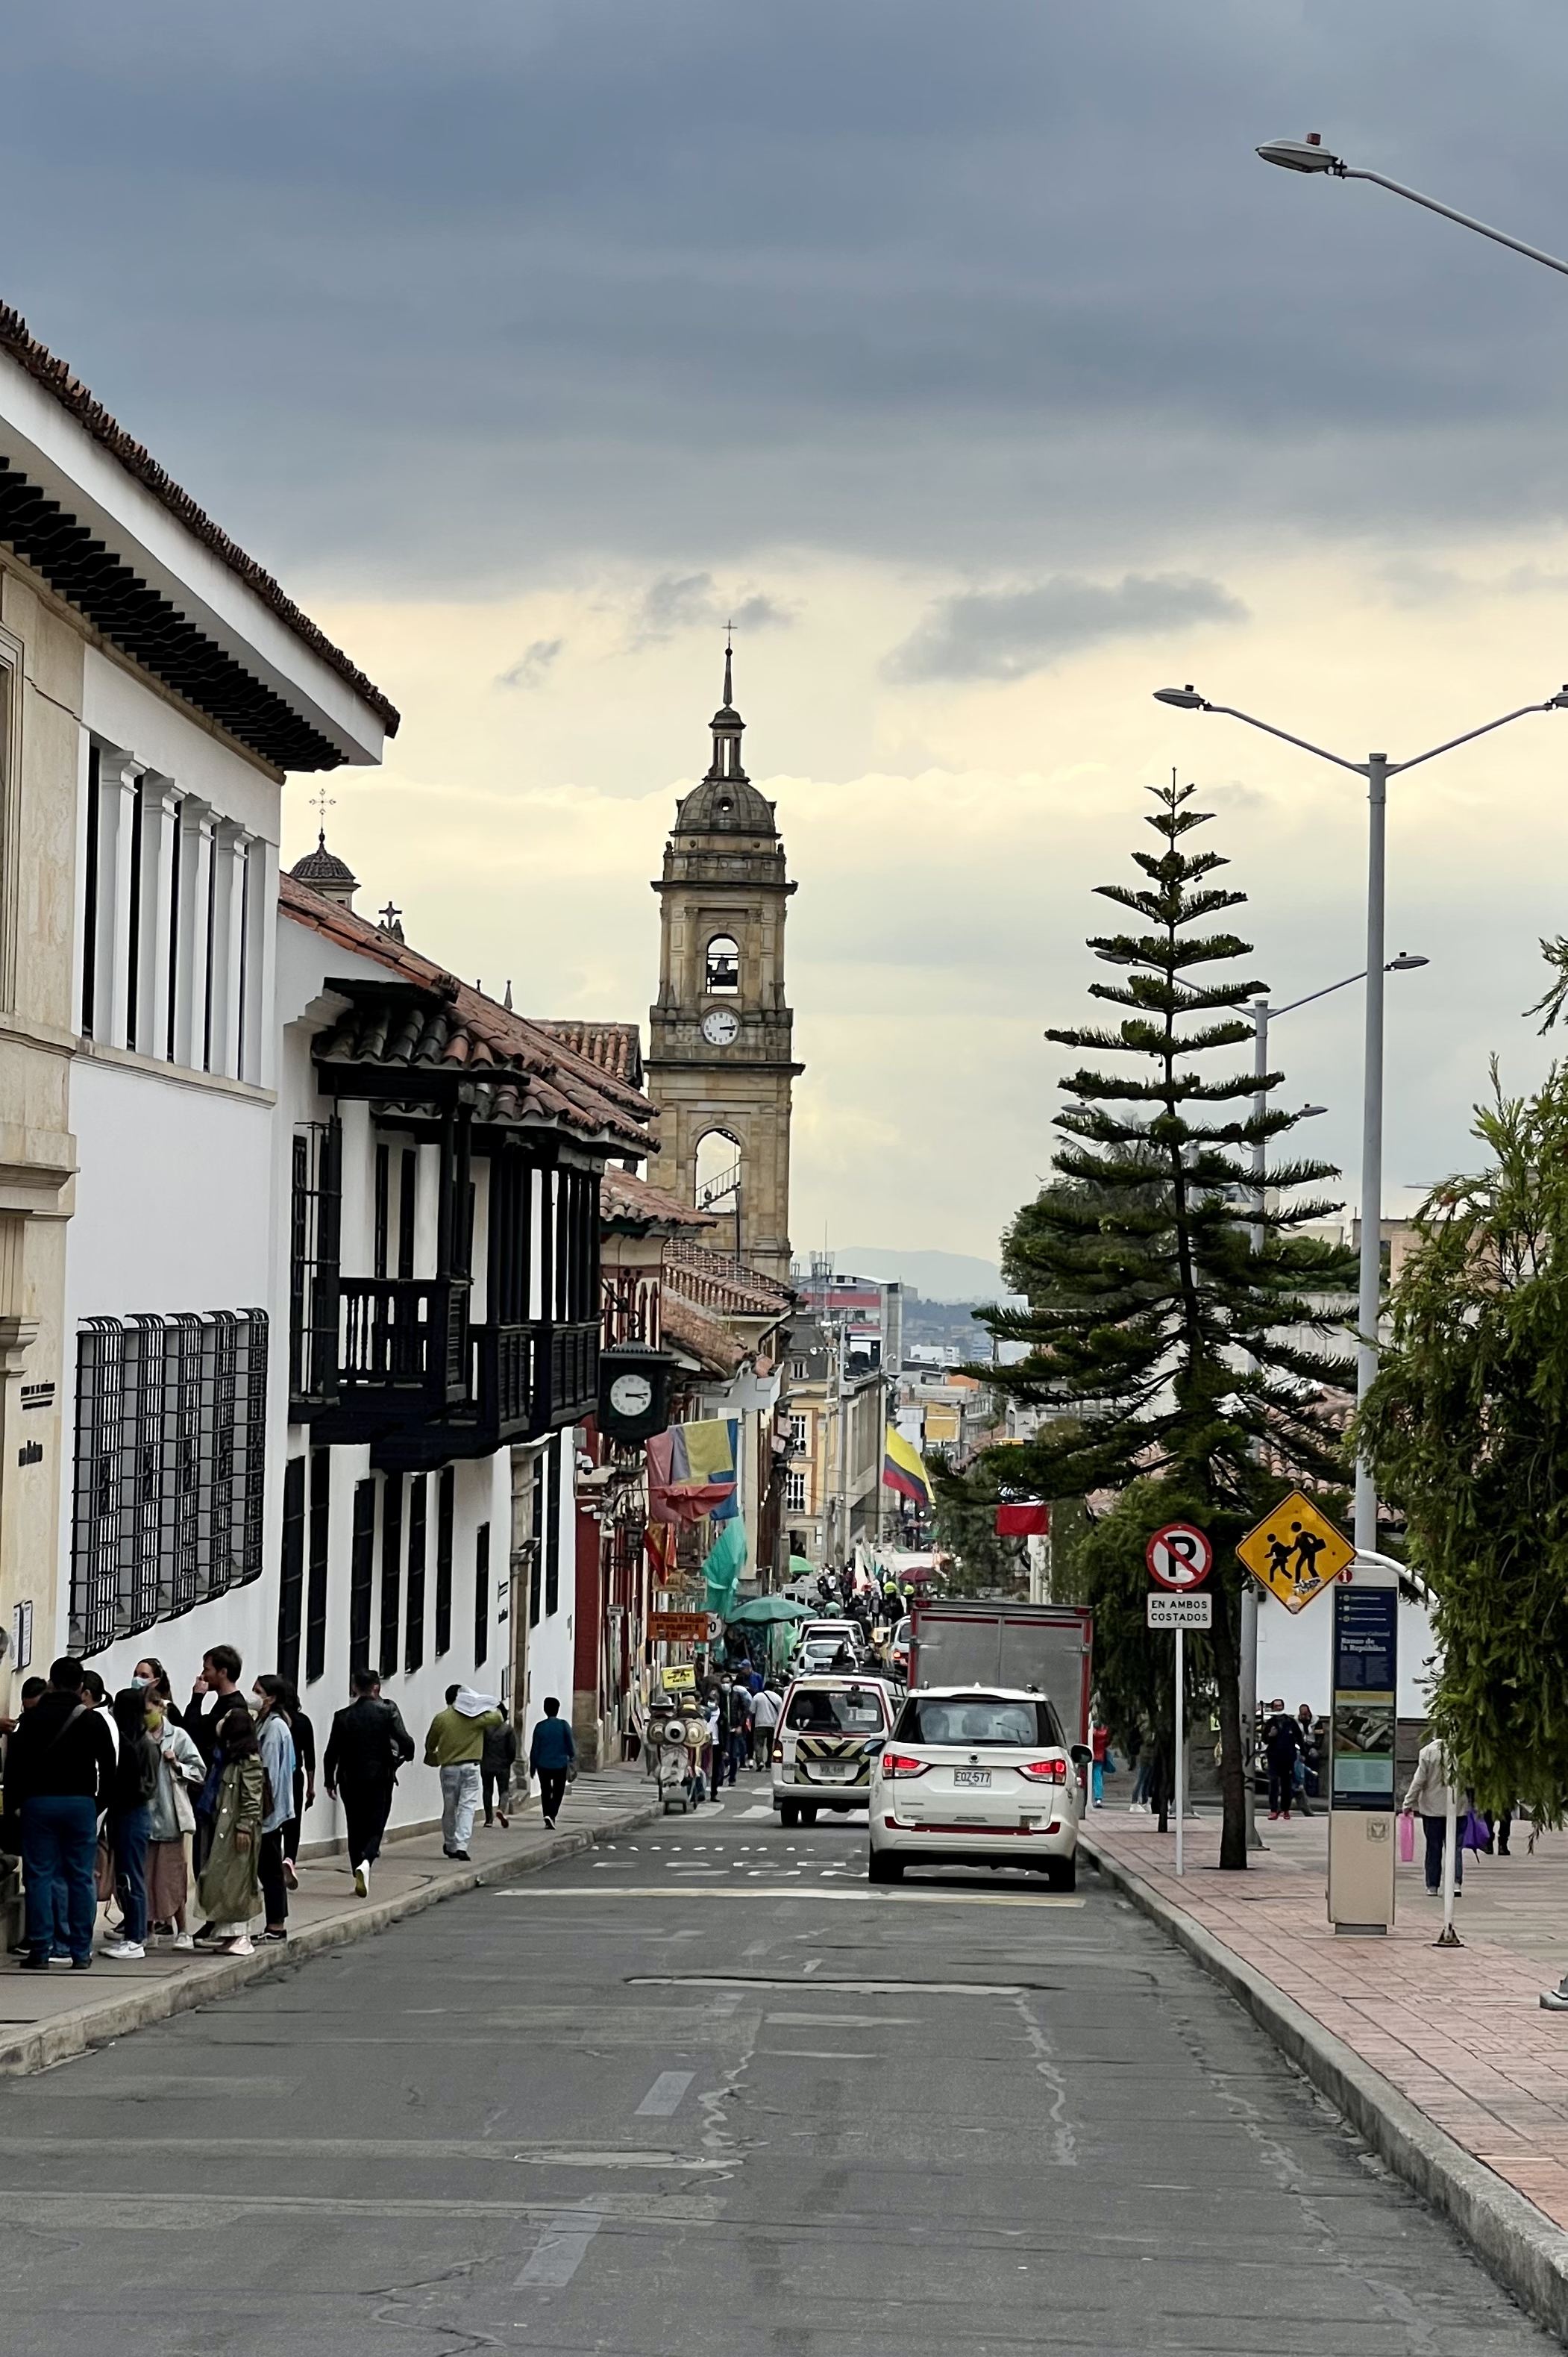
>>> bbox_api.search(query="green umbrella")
[788,1555,817,1577]
[724,1594,814,1626]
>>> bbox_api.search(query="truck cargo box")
[908,1601,1094,1745]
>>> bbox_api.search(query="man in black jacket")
[7,1657,116,1970]
[324,1668,415,1898]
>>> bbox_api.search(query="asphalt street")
[0,1780,1552,2356]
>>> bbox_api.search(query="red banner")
[995,1502,1051,1536]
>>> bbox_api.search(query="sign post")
[1146,1524,1213,1878]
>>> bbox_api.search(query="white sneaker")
[102,1939,145,1960]
[224,1935,254,1956]
[172,1932,195,1952]
[354,1864,369,1897]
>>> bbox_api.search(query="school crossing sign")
[1237,1489,1354,1614]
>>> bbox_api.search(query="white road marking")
[515,2207,603,2287]
[636,2071,694,2117]
[802,1957,823,1973]
[499,1887,1085,1908]
[763,2049,878,2060]
[765,2012,917,2026]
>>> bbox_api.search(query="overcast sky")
[8,2,1568,1262]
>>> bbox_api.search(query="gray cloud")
[885,574,1246,684]
[630,572,794,647]
[496,638,564,689]
[4,3,1568,590]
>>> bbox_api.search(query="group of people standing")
[700,1668,781,1787]
[1,1646,578,1969]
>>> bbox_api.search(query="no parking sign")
[1145,1522,1213,1590]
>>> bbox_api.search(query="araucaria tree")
[966,778,1356,1868]
[1358,1049,1568,1824]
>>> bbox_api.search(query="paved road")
[0,1779,1552,2354]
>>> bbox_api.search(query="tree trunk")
[1210,1568,1248,1870]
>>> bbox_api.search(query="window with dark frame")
[405,1473,427,1673]
[374,1142,390,1279]
[80,745,101,1039]
[164,799,182,1061]
[277,1453,306,1687]
[289,1119,342,1409]
[349,1477,376,1674]
[545,1438,562,1615]
[528,1455,543,1627]
[305,1445,330,1684]
[474,1520,490,1666]
[435,1465,454,1656]
[70,1309,269,1660]
[380,1473,404,1680]
[398,1148,417,1280]
[124,775,144,1052]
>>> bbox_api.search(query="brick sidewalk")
[1086,1802,1568,2232]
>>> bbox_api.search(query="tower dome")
[672,637,777,839]
[290,828,359,909]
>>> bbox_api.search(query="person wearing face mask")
[251,1677,298,1945]
[132,1658,181,1727]
[142,1695,203,1950]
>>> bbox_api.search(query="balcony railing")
[369,1316,602,1472]
[311,1277,470,1444]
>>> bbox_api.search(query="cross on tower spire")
[310,783,336,849]
[722,621,734,711]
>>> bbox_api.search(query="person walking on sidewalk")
[529,1697,576,1829]
[324,1668,415,1897]
[8,1657,116,1972]
[274,1681,315,1890]
[424,1686,503,1861]
[195,1706,264,1954]
[1089,1716,1109,1809]
[103,1687,160,1959]
[482,1714,519,1829]
[251,1677,298,1947]
[1404,1732,1463,1897]
[1262,1700,1301,1822]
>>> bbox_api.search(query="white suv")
[868,1685,1088,1889]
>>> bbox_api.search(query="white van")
[771,1676,897,1825]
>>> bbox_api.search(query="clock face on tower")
[700,1008,740,1046]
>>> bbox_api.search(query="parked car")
[772,1675,897,1825]
[868,1685,1089,1888]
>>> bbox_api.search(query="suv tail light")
[1018,1758,1067,1783]
[881,1752,929,1780]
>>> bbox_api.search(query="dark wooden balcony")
[371,1317,601,1471]
[310,1277,470,1444]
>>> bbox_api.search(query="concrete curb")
[0,1794,661,2082]
[1082,1832,1568,2343]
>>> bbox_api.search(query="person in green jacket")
[423,1685,504,1861]
[195,1707,264,1954]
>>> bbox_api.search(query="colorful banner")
[995,1501,1050,1536]
[702,1516,749,1617]
[646,1419,740,1525]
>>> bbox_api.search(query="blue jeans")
[111,1804,152,1944]
[22,1794,98,1964]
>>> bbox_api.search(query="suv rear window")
[894,1694,1064,1749]
[786,1686,888,1734]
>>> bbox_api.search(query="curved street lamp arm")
[1202,704,1365,775]
[1345,169,1568,281]
[1391,700,1564,777]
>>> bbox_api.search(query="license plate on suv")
[953,1768,991,1787]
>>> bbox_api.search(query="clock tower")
[646,644,800,1283]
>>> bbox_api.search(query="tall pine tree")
[968,777,1356,1868]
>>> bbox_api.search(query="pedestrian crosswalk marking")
[515,2207,603,2287]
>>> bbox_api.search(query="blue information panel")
[1331,1586,1397,1809]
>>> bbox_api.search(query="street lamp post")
[1243,960,1424,1850]
[1153,682,1568,1552]
[1255,134,1568,279]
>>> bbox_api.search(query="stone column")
[172,800,214,1070]
[135,777,179,1061]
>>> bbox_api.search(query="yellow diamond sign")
[1237,1489,1353,1613]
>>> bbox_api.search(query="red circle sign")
[1147,1522,1213,1589]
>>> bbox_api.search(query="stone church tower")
[646,645,800,1283]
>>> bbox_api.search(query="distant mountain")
[831,1247,1004,1303]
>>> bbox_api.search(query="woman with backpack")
[103,1687,161,1960]
[195,1706,265,1956]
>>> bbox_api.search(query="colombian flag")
[883,1424,935,1506]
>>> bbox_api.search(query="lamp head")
[1298,1104,1329,1120]
[1256,134,1343,175]
[1549,686,1568,709]
[1153,685,1206,710]
[1387,952,1429,972]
